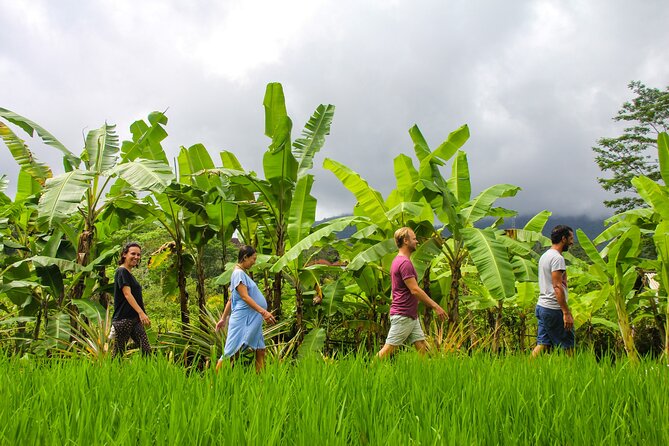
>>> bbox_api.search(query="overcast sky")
[1,0,668,221]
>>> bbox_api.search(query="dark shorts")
[535,305,574,349]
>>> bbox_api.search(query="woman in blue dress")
[215,246,276,372]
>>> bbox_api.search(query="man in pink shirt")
[377,227,447,359]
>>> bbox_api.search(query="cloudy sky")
[1,0,668,221]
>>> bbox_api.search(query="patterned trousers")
[112,318,152,357]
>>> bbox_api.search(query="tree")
[593,81,669,213]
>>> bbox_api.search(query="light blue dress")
[223,268,268,357]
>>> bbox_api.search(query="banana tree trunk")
[448,265,462,325]
[175,240,190,329]
[71,228,94,303]
[493,300,503,353]
[97,265,110,309]
[196,247,207,328]
[422,269,433,335]
[613,293,639,363]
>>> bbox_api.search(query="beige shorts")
[385,315,425,346]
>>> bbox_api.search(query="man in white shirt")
[532,225,575,356]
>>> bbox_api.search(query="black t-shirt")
[112,267,145,321]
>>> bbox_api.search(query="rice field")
[1,352,667,445]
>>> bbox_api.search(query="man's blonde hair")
[394,227,413,248]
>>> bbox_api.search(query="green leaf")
[287,175,316,247]
[323,158,390,231]
[121,113,169,163]
[411,238,441,282]
[432,125,470,162]
[298,327,325,359]
[35,264,64,301]
[293,104,335,177]
[0,107,79,169]
[460,184,521,226]
[347,238,397,271]
[393,154,419,197]
[462,227,515,300]
[71,299,106,324]
[46,312,71,346]
[38,170,94,226]
[0,121,51,182]
[263,82,288,138]
[523,210,552,233]
[632,175,669,220]
[575,229,607,273]
[447,150,471,203]
[178,143,215,189]
[322,280,346,317]
[112,159,174,193]
[84,123,119,174]
[658,132,669,186]
[270,217,358,273]
[16,169,42,202]
[408,125,433,162]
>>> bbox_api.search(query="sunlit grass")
[1,352,667,445]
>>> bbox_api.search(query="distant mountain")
[317,213,609,240]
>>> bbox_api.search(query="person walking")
[532,225,575,357]
[112,242,152,357]
[215,246,276,372]
[377,227,447,359]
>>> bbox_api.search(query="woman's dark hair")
[237,245,256,263]
[119,242,142,265]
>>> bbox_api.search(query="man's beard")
[563,244,569,252]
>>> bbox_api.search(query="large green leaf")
[324,158,390,231]
[0,107,79,170]
[460,184,521,226]
[178,144,215,190]
[322,280,347,317]
[408,125,433,162]
[293,104,335,177]
[298,327,326,359]
[461,227,515,300]
[271,217,358,273]
[632,175,669,220]
[121,113,169,163]
[523,210,552,233]
[411,238,442,281]
[287,175,316,247]
[38,170,94,225]
[658,132,669,186]
[511,257,537,282]
[432,125,470,162]
[653,220,669,297]
[112,159,174,193]
[393,154,419,198]
[0,121,51,182]
[16,169,42,202]
[71,299,106,324]
[347,238,397,271]
[575,229,607,273]
[46,312,71,346]
[35,263,64,301]
[84,123,119,174]
[447,150,471,203]
[263,82,288,138]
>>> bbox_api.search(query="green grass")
[1,352,667,445]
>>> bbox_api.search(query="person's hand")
[215,317,228,333]
[563,311,574,330]
[261,310,276,325]
[139,312,151,327]
[434,305,447,322]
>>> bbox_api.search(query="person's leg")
[255,349,266,373]
[112,319,132,358]
[408,318,428,355]
[377,343,398,359]
[413,340,429,355]
[377,315,411,359]
[532,306,554,357]
[130,320,152,356]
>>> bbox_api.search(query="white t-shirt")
[537,248,567,310]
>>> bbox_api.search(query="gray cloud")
[1,0,668,223]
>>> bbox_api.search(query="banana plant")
[0,109,174,303]
[577,227,641,362]
[630,132,669,358]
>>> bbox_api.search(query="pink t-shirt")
[389,255,418,319]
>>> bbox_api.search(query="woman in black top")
[112,242,151,357]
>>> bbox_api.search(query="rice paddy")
[2,352,667,445]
